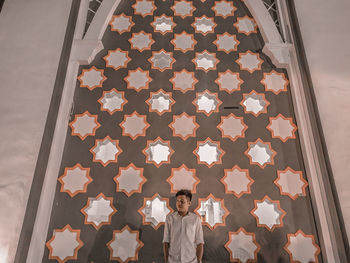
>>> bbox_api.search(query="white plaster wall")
[294,0,350,241]
[0,0,72,262]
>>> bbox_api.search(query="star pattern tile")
[146,90,174,115]
[104,49,130,70]
[241,90,270,117]
[58,164,92,198]
[78,66,106,90]
[125,68,151,91]
[120,111,149,139]
[90,136,122,167]
[267,114,297,142]
[215,70,243,93]
[244,138,276,168]
[234,16,257,35]
[284,229,320,263]
[171,32,196,51]
[132,0,155,16]
[81,193,117,230]
[275,167,308,200]
[221,165,253,198]
[192,16,216,35]
[98,89,127,114]
[195,194,229,230]
[217,114,247,141]
[152,15,174,34]
[114,164,146,197]
[262,70,289,94]
[237,51,263,73]
[149,50,175,71]
[143,137,174,167]
[69,111,100,140]
[171,1,194,18]
[167,165,199,193]
[250,195,286,231]
[213,1,236,17]
[169,113,199,140]
[214,33,239,53]
[170,70,197,93]
[129,31,154,51]
[138,194,173,229]
[224,227,260,263]
[46,224,83,263]
[110,14,134,33]
[194,138,224,167]
[193,51,218,71]
[107,225,144,262]
[193,91,222,116]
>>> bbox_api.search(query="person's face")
[176,195,191,213]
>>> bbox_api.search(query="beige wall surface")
[0,0,72,262]
[294,0,350,242]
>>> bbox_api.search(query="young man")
[163,189,204,263]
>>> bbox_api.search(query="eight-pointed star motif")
[171,1,194,18]
[129,31,154,51]
[193,51,218,71]
[69,111,100,140]
[195,194,229,230]
[194,138,224,167]
[114,163,146,197]
[149,50,175,71]
[214,33,239,53]
[78,66,106,90]
[90,136,122,167]
[152,15,174,34]
[171,32,196,51]
[217,114,247,141]
[132,0,156,16]
[81,193,117,230]
[169,113,199,140]
[261,70,289,94]
[215,70,243,93]
[275,167,308,200]
[46,224,83,263]
[250,195,286,231]
[240,90,270,117]
[120,111,149,139]
[244,138,276,168]
[224,227,260,263]
[192,16,216,35]
[143,137,174,167]
[167,165,199,193]
[98,89,127,114]
[234,16,258,35]
[221,165,254,198]
[170,70,197,93]
[193,91,222,116]
[58,164,92,197]
[236,51,263,73]
[104,49,130,70]
[146,90,175,115]
[284,229,321,263]
[213,1,236,17]
[125,68,151,91]
[107,225,144,262]
[138,193,173,229]
[267,114,297,142]
[109,14,134,33]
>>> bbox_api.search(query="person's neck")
[178,211,189,217]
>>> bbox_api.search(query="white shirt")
[163,211,204,263]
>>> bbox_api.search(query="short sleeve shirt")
[163,211,204,263]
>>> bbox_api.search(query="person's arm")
[196,243,204,263]
[163,242,170,263]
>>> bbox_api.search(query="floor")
[42,0,321,262]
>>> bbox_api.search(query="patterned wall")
[43,0,322,262]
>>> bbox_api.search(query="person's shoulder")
[189,212,201,220]
[166,211,177,220]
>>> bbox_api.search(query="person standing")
[163,189,204,263]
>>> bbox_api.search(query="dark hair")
[175,189,192,201]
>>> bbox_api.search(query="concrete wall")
[293,0,350,242]
[0,0,72,262]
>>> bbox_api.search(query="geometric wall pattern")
[43,0,322,262]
